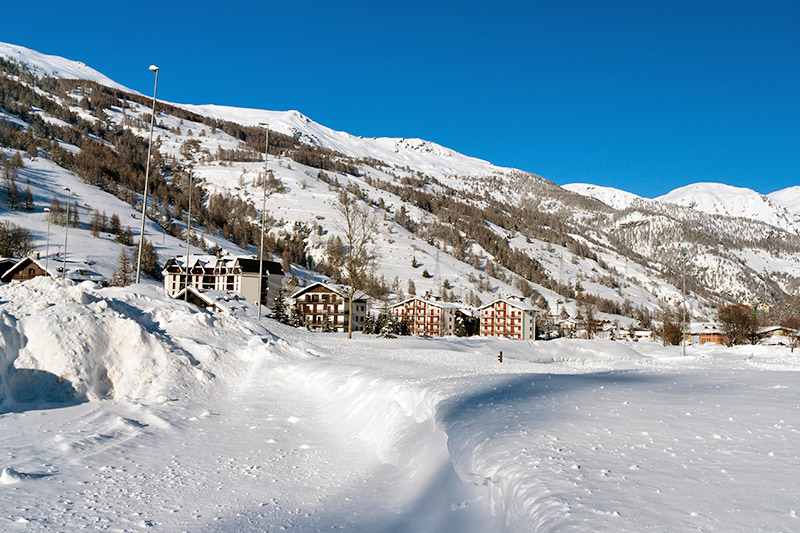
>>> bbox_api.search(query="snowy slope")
[176,103,499,182]
[0,42,135,94]
[768,185,800,216]
[562,183,644,210]
[655,182,799,232]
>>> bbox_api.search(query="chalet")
[290,282,368,333]
[162,254,284,308]
[688,323,729,345]
[479,298,537,340]
[390,297,460,337]
[0,256,53,283]
[757,326,798,346]
[0,258,18,279]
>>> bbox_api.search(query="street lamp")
[135,64,160,284]
[62,187,75,278]
[44,207,51,273]
[257,122,269,319]
[184,166,193,302]
[681,247,687,356]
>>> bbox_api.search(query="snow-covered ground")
[1,278,798,531]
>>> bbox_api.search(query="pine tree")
[407,278,416,296]
[134,237,160,279]
[288,305,304,328]
[272,286,288,323]
[117,225,133,245]
[378,313,397,338]
[362,314,375,334]
[109,213,121,235]
[111,249,133,287]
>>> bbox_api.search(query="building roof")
[1,256,57,282]
[478,298,537,312]
[174,287,255,316]
[391,296,464,310]
[290,281,369,301]
[162,254,284,276]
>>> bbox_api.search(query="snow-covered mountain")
[769,185,800,216]
[655,182,800,232]
[562,183,644,210]
[2,39,800,317]
[0,42,135,94]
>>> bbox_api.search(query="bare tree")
[334,191,379,339]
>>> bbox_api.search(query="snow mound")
[523,339,647,365]
[0,277,265,411]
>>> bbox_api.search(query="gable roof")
[1,256,56,282]
[391,296,464,310]
[479,298,537,312]
[162,254,284,276]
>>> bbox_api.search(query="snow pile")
[0,277,266,411]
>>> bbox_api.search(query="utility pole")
[681,247,687,356]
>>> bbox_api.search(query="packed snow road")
[1,279,798,531]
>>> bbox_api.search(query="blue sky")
[7,1,799,197]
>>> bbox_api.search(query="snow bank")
[0,277,265,411]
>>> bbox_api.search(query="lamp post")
[44,207,51,273]
[135,64,160,284]
[257,122,269,319]
[62,187,75,278]
[681,247,687,356]
[184,166,193,302]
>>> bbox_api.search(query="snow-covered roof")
[391,296,464,310]
[164,254,283,275]
[478,298,537,312]
[290,281,369,301]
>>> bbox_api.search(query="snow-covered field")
[1,278,798,531]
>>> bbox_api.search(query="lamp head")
[149,65,159,72]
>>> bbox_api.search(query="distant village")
[3,251,797,349]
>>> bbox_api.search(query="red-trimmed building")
[390,297,460,337]
[479,298,537,340]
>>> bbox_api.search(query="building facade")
[290,282,368,333]
[479,298,536,340]
[390,297,460,337]
[162,255,284,308]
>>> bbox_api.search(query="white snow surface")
[1,278,799,531]
[561,183,645,210]
[176,103,498,181]
[768,185,800,215]
[655,182,799,231]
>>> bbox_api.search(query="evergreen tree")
[272,286,288,323]
[422,269,431,278]
[117,225,133,245]
[69,202,79,228]
[407,278,416,296]
[110,249,133,287]
[288,305,304,328]
[133,237,160,279]
[109,213,121,235]
[378,313,397,338]
[362,314,375,334]
[411,256,418,268]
